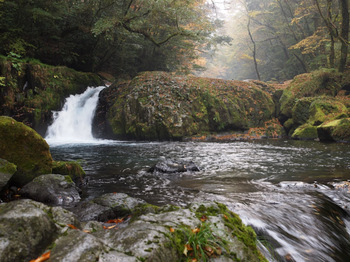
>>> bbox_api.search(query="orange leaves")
[192,227,200,234]
[106,218,124,224]
[67,224,78,230]
[169,227,175,233]
[103,217,125,230]
[29,251,50,262]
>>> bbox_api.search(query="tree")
[0,0,215,76]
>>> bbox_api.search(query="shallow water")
[49,139,350,261]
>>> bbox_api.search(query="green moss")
[192,203,267,262]
[64,175,74,184]
[309,98,348,125]
[0,116,52,186]
[0,158,17,175]
[318,118,350,142]
[52,160,85,183]
[292,124,318,140]
[292,97,316,125]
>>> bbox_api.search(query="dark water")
[49,139,350,262]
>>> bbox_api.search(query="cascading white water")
[45,86,105,144]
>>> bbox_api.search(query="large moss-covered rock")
[0,116,52,186]
[279,70,343,120]
[94,71,275,140]
[0,159,16,191]
[0,56,102,135]
[317,118,350,142]
[279,69,350,141]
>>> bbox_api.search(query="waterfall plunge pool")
[44,86,350,261]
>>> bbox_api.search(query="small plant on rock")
[180,222,227,262]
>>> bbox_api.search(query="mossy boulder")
[0,116,52,186]
[317,118,350,142]
[291,124,318,140]
[0,159,17,191]
[279,69,350,141]
[279,70,343,120]
[94,71,275,140]
[52,161,86,185]
[0,56,102,135]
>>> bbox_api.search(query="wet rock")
[0,197,266,261]
[0,116,53,187]
[50,229,107,261]
[0,159,16,191]
[20,174,81,205]
[0,199,58,262]
[149,159,200,173]
[72,193,146,222]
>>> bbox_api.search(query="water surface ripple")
[49,139,350,261]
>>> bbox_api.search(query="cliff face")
[0,56,102,136]
[93,71,276,140]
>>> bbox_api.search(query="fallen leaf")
[29,251,50,262]
[200,215,207,222]
[106,218,124,224]
[83,230,91,233]
[67,224,78,230]
[223,214,228,220]
[103,224,118,230]
[169,227,175,233]
[192,228,200,234]
[183,246,188,256]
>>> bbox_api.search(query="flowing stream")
[45,87,350,262]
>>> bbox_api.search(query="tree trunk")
[339,0,349,72]
[330,35,335,68]
[247,16,261,80]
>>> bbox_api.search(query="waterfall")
[45,86,105,144]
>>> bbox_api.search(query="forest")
[0,0,348,81]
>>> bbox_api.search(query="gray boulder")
[0,199,58,262]
[20,174,81,205]
[72,193,146,222]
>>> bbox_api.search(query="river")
[48,139,350,262]
[44,86,350,261]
